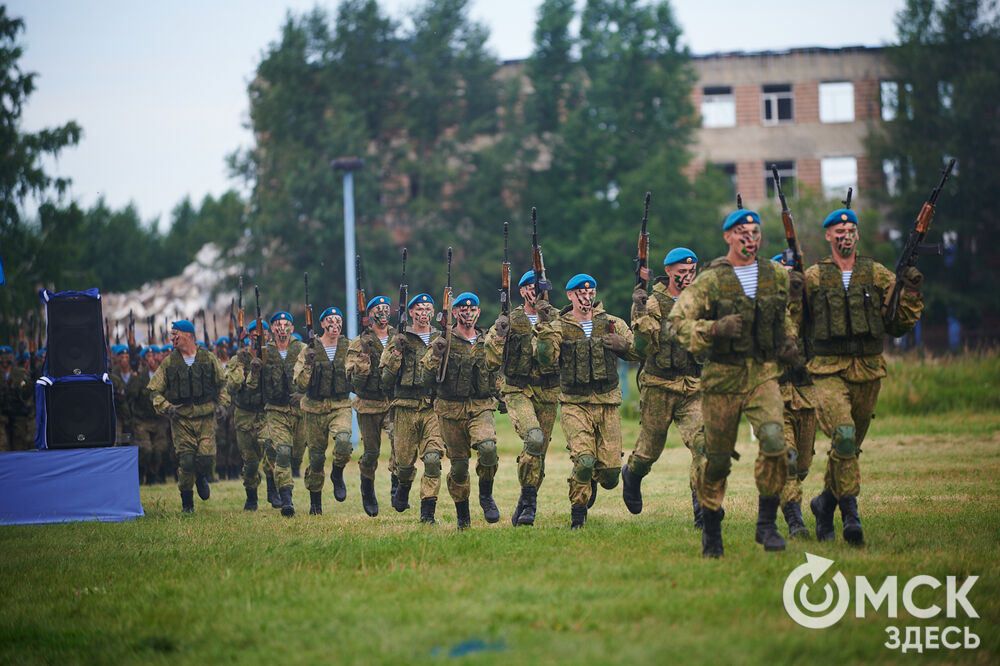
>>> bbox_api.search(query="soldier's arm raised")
[877,261,924,336]
[631,294,663,359]
[668,277,716,354]
[534,318,562,370]
[483,324,504,372]
[146,358,170,415]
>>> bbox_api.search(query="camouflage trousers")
[214,405,239,477]
[261,408,297,490]
[812,375,881,499]
[436,407,498,502]
[561,403,622,506]
[391,405,445,500]
[779,400,818,507]
[357,410,395,480]
[699,379,786,512]
[234,407,264,489]
[627,385,705,492]
[303,407,354,493]
[291,407,307,467]
[169,414,216,492]
[1,415,34,451]
[505,391,558,488]
[133,417,170,482]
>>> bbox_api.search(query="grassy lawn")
[2,355,998,664]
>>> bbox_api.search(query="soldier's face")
[455,305,480,327]
[568,287,596,313]
[145,355,159,371]
[411,302,434,325]
[321,314,343,336]
[272,319,292,341]
[666,262,697,290]
[826,222,858,257]
[725,223,761,259]
[519,284,537,304]
[0,355,11,369]
[370,304,390,326]
[116,352,130,371]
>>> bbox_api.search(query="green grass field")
[2,356,999,664]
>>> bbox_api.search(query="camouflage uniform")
[379,327,445,516]
[801,256,922,543]
[110,367,132,445]
[0,365,34,451]
[485,304,560,526]
[293,336,354,514]
[535,302,636,525]
[126,366,171,483]
[259,339,306,515]
[226,352,266,510]
[213,363,240,480]
[147,348,228,510]
[628,277,706,521]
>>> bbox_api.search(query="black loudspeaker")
[46,294,106,377]
[44,380,115,449]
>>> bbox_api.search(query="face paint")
[834,227,858,257]
[572,288,596,313]
[370,304,390,326]
[411,303,433,325]
[520,285,537,305]
[272,320,292,341]
[456,306,480,327]
[322,315,343,336]
[733,225,761,259]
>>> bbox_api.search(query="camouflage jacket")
[631,278,701,396]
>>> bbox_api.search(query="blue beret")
[823,208,858,228]
[723,210,761,230]
[664,247,698,266]
[16,351,29,361]
[407,293,434,309]
[196,341,207,349]
[771,253,793,267]
[518,270,537,288]
[163,344,174,351]
[0,346,13,353]
[319,307,343,321]
[452,292,479,307]
[36,348,46,357]
[269,311,293,324]
[215,336,230,346]
[111,344,128,355]
[172,319,195,334]
[565,274,597,291]
[247,319,270,332]
[291,333,302,341]
[366,296,390,311]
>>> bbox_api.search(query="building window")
[821,157,858,199]
[882,159,901,196]
[819,82,855,123]
[701,86,736,128]
[881,81,914,121]
[762,84,793,125]
[765,160,796,198]
[710,162,738,200]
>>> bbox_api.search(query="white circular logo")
[783,553,851,629]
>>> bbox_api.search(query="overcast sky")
[10,0,906,227]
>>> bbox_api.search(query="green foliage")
[878,348,1000,414]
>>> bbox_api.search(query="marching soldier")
[420,292,501,529]
[624,248,707,527]
[0,346,33,451]
[147,320,228,513]
[294,307,354,515]
[535,274,637,529]
[802,208,923,545]
[213,336,239,480]
[484,271,560,527]
[227,320,267,511]
[128,347,171,484]
[109,345,134,446]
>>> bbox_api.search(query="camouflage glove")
[632,285,647,313]
[249,356,263,376]
[602,332,630,354]
[393,335,407,354]
[777,337,800,365]
[303,346,316,366]
[430,337,448,359]
[536,300,557,324]
[901,266,923,292]
[493,314,510,339]
[788,271,805,301]
[237,348,253,367]
[712,314,743,339]
[165,404,181,421]
[289,394,302,409]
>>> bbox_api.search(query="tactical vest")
[393,331,437,400]
[127,370,158,419]
[306,338,350,401]
[231,366,265,412]
[437,330,494,401]
[353,330,390,400]
[810,256,885,357]
[503,307,559,389]
[163,349,220,406]
[262,341,304,407]
[707,258,786,364]
[558,309,620,396]
[646,290,701,379]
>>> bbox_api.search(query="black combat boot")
[180,490,194,514]
[390,473,399,506]
[266,473,281,509]
[360,474,378,517]
[243,487,258,512]
[330,464,347,502]
[195,474,211,501]
[587,479,598,509]
[478,478,500,523]
[701,506,725,558]
[393,481,412,513]
[810,488,838,542]
[570,503,588,530]
[279,486,295,517]
[691,490,704,530]
[755,495,787,552]
[455,500,471,531]
[309,491,322,515]
[511,487,527,526]
[838,494,864,546]
[621,465,644,514]
[420,497,437,524]
[782,500,809,539]
[515,485,538,526]
[291,457,302,478]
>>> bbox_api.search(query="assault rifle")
[531,207,551,301]
[236,276,245,349]
[397,249,408,335]
[228,299,236,353]
[500,222,511,317]
[357,255,370,330]
[212,313,219,349]
[199,309,211,351]
[886,158,955,322]
[843,187,853,210]
[128,309,140,370]
[436,247,454,383]
[304,272,315,343]
[771,164,805,274]
[635,191,652,290]
[254,285,265,369]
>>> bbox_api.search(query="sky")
[10,0,907,227]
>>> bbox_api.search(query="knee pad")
[334,431,353,458]
[833,425,857,457]
[704,453,732,483]
[422,450,442,478]
[195,455,214,476]
[785,448,798,477]
[308,448,326,473]
[475,439,498,467]
[758,422,785,456]
[598,467,620,489]
[179,453,196,474]
[276,444,292,468]
[573,455,596,483]
[243,457,260,477]
[449,456,468,482]
[629,457,652,477]
[264,439,277,462]
[396,464,416,483]
[359,449,379,469]
[524,427,545,457]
